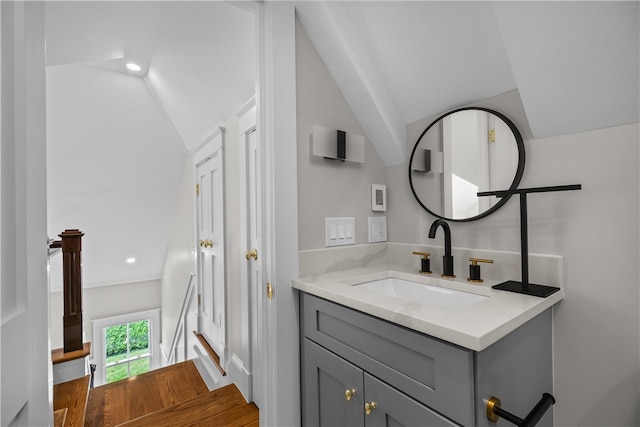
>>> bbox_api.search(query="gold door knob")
[205,239,213,248]
[245,248,258,261]
[199,239,205,247]
[364,402,377,415]
[345,388,357,401]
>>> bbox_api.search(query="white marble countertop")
[292,263,563,351]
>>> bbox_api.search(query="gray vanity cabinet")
[301,293,475,426]
[300,292,554,427]
[303,339,364,426]
[304,339,457,427]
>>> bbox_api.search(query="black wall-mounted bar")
[487,393,556,427]
[336,130,346,160]
[478,184,581,297]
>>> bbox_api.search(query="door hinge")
[196,183,200,196]
[266,282,273,300]
[489,129,496,143]
[198,293,201,305]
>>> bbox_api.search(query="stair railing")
[166,273,197,365]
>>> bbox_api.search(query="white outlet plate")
[325,217,356,247]
[368,216,387,243]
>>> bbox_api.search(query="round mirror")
[408,107,525,222]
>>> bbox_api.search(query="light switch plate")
[368,216,387,243]
[325,217,356,247]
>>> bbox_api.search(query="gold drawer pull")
[365,401,377,415]
[345,388,357,401]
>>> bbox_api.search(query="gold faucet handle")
[468,258,493,283]
[413,251,432,274]
[469,257,494,265]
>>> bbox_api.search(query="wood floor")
[82,360,258,427]
[54,375,90,427]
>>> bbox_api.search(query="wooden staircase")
[53,360,258,427]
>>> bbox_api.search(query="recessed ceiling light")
[126,257,136,264]
[126,63,141,72]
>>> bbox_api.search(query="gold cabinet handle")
[345,388,357,401]
[245,248,258,261]
[364,402,377,415]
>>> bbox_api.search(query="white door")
[239,102,263,406]
[1,2,51,426]
[196,147,226,364]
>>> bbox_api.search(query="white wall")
[396,93,640,425]
[296,18,389,251]
[295,17,640,427]
[50,279,161,350]
[46,63,186,288]
[159,155,196,356]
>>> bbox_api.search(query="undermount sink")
[355,277,487,309]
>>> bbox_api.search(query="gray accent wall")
[296,18,639,427]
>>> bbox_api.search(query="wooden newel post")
[60,229,84,353]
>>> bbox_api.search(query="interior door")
[247,127,263,406]
[239,102,263,406]
[1,2,51,425]
[196,148,226,363]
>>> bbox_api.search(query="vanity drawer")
[302,293,475,426]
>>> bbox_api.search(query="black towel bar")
[486,393,556,427]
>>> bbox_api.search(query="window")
[104,319,150,383]
[92,309,160,386]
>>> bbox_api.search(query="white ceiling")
[45,1,638,289]
[45,1,255,289]
[296,1,639,166]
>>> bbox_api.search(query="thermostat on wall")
[372,184,386,211]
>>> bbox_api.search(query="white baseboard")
[226,353,252,402]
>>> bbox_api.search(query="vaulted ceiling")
[45,1,638,290]
[46,1,255,289]
[296,1,639,166]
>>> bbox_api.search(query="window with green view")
[104,319,150,383]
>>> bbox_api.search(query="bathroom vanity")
[294,266,561,426]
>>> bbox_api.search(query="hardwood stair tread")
[114,384,258,427]
[53,408,68,427]
[193,331,226,376]
[53,375,90,427]
[84,360,209,427]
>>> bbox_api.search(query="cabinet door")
[364,374,457,427]
[303,339,364,426]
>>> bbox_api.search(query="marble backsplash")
[299,242,563,288]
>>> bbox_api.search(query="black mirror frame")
[408,107,526,222]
